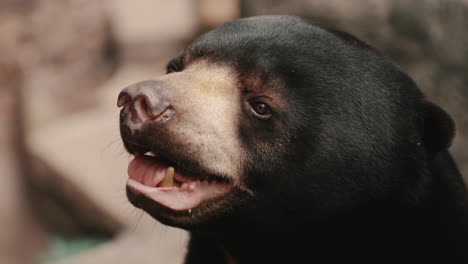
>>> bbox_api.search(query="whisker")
[132,210,145,232]
[103,137,122,151]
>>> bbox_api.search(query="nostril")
[134,97,154,122]
[131,96,174,125]
[117,92,131,108]
[118,80,174,127]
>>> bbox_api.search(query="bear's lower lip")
[126,155,233,211]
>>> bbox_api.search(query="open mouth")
[126,152,233,212]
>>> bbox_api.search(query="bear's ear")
[418,101,455,154]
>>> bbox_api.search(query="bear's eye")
[250,101,272,118]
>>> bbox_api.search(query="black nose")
[117,80,174,125]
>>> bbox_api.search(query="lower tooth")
[188,183,196,192]
[160,167,174,187]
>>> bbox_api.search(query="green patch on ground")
[40,235,109,263]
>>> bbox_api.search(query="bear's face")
[118,16,453,230]
[119,60,255,228]
[119,56,299,229]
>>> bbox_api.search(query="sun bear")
[118,16,468,263]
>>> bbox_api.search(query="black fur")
[135,16,468,263]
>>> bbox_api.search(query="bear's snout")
[118,80,175,128]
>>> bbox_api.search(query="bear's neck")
[202,152,468,263]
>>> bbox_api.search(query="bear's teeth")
[144,151,156,157]
[160,167,174,187]
[188,182,197,192]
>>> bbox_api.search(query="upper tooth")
[160,167,174,187]
[145,152,156,157]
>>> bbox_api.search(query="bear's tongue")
[126,156,231,211]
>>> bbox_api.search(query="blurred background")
[0,0,467,263]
